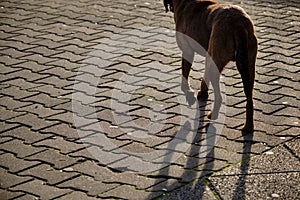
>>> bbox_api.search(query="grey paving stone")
[251,131,288,147]
[9,34,41,44]
[47,60,83,73]
[51,101,75,113]
[100,185,162,200]
[149,178,184,193]
[0,41,37,51]
[65,147,97,162]
[1,126,53,144]
[56,191,97,200]
[0,137,12,144]
[60,38,94,48]
[8,113,60,131]
[13,27,43,37]
[57,44,90,55]
[0,189,25,200]
[31,38,67,49]
[3,78,43,90]
[22,93,69,108]
[273,106,300,118]
[20,54,58,66]
[0,153,40,173]
[271,86,299,99]
[148,165,186,180]
[105,172,165,190]
[2,69,49,83]
[0,139,46,158]
[46,112,75,125]
[1,48,31,59]
[16,103,64,118]
[40,123,82,140]
[26,149,81,170]
[78,120,125,138]
[0,65,22,75]
[51,51,86,63]
[34,136,86,154]
[0,168,33,189]
[0,106,26,121]
[275,127,300,137]
[14,193,43,200]
[15,60,54,72]
[57,175,119,196]
[35,76,73,89]
[10,179,72,200]
[25,46,63,57]
[69,160,115,181]
[40,66,77,79]
[0,86,39,100]
[36,33,68,42]
[0,121,20,133]
[19,164,79,185]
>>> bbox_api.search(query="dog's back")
[175,0,256,60]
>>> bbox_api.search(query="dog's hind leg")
[181,51,196,105]
[197,58,210,99]
[236,34,257,132]
[181,51,194,93]
[206,56,225,120]
[203,28,229,120]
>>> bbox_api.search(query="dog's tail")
[235,24,257,131]
[235,28,257,92]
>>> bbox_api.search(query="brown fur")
[164,0,258,131]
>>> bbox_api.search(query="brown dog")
[163,0,258,132]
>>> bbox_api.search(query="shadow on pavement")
[147,99,254,199]
[232,132,254,200]
[147,98,215,199]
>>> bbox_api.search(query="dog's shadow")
[147,98,254,200]
[231,132,254,200]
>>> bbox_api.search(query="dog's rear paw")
[241,123,254,133]
[207,111,218,120]
[197,90,209,100]
[186,90,196,105]
[181,80,192,93]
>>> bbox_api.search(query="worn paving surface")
[0,0,299,199]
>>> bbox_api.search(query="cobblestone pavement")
[0,0,299,199]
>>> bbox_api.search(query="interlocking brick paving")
[0,0,299,199]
